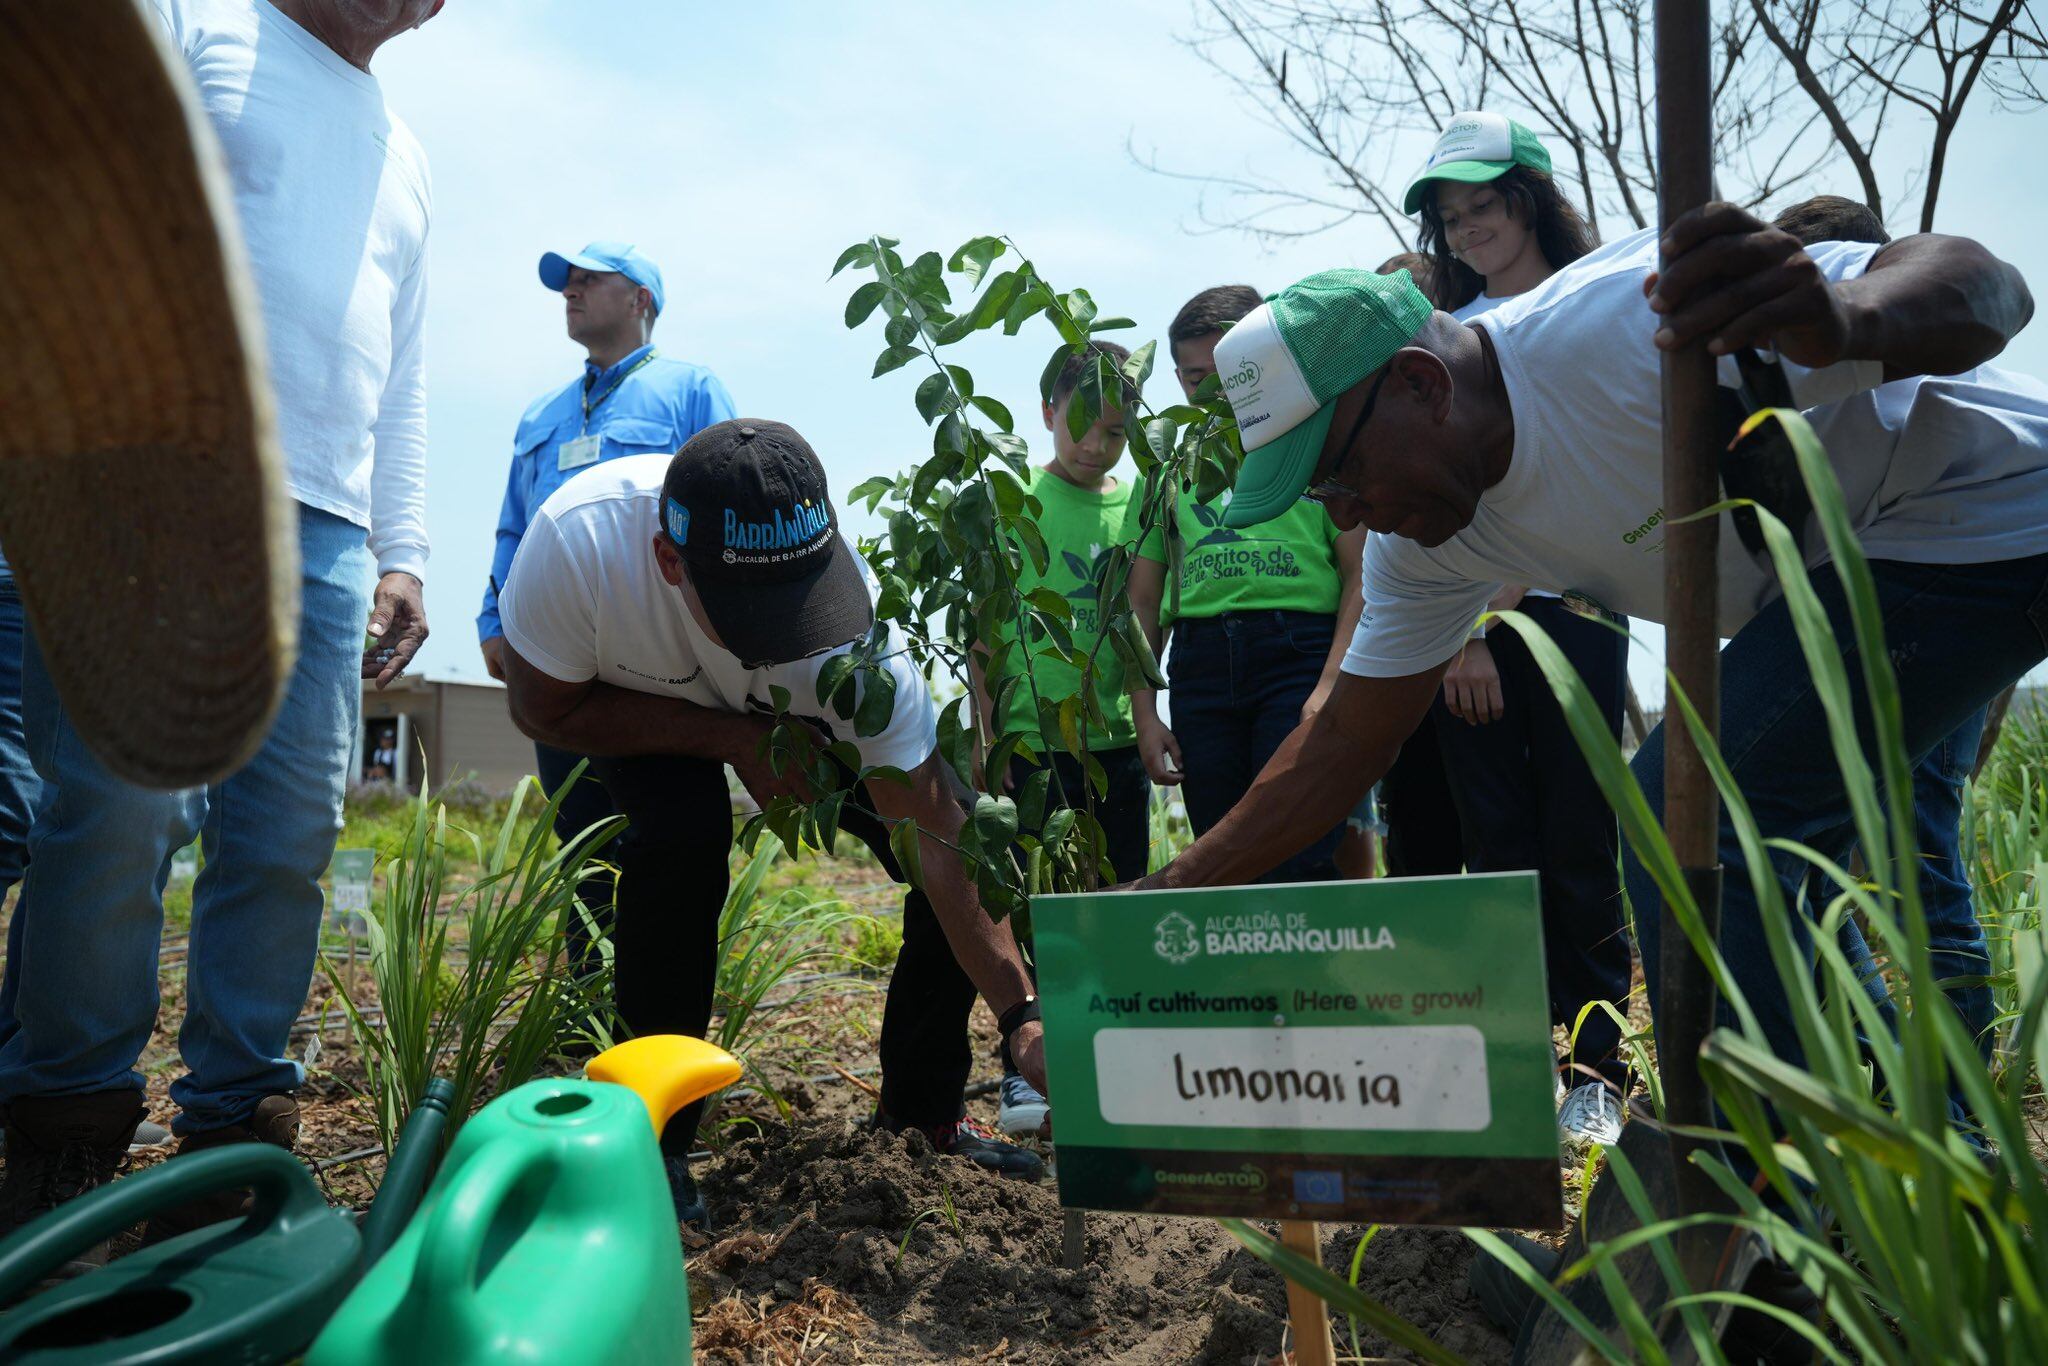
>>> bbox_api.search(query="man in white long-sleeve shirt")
[0,0,439,1250]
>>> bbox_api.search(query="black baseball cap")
[659,420,873,667]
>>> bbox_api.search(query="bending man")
[497,419,1048,1223]
[1138,203,2041,1145]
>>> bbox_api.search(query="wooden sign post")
[1278,1220,1335,1366]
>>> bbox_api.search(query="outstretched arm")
[1145,663,1448,890]
[1648,202,2032,380]
[865,753,1044,1091]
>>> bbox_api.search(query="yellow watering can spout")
[586,1036,743,1137]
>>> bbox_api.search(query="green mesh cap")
[1402,110,1552,213]
[1212,268,1434,528]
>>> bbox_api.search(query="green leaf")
[883,314,916,349]
[873,346,918,378]
[914,371,956,423]
[1016,766,1053,832]
[1088,316,1136,332]
[967,271,1023,332]
[1121,339,1157,389]
[986,431,1030,467]
[847,475,894,508]
[1003,283,1050,336]
[888,817,924,889]
[830,242,876,277]
[989,467,1027,518]
[844,281,888,329]
[970,394,1015,432]
[854,663,898,737]
[1118,612,1166,688]
[971,794,1020,852]
[947,235,1006,288]
[1039,345,1073,404]
[815,653,858,712]
[933,413,969,459]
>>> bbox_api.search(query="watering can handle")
[414,1138,554,1330]
[585,1035,743,1137]
[0,1144,328,1305]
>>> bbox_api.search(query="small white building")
[357,673,534,795]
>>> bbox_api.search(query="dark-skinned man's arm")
[1648,202,2033,381]
[1143,661,1449,890]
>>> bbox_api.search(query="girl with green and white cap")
[1404,111,1631,1149]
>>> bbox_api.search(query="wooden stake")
[1061,1208,1087,1269]
[1279,1220,1335,1366]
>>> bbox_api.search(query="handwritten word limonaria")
[1172,1054,1401,1108]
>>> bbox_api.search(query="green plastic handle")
[0,1143,328,1305]
[413,1138,555,1338]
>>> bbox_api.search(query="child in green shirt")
[1125,286,1365,882]
[971,342,1153,1137]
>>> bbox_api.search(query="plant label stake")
[1033,877,1560,1229]
[1279,1220,1335,1366]
[329,848,374,1041]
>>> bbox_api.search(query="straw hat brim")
[0,0,298,790]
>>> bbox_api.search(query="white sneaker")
[1557,1082,1624,1147]
[997,1073,1050,1136]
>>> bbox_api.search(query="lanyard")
[581,348,658,433]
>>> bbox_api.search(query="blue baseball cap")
[538,240,665,316]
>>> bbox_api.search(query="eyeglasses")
[1302,366,1390,507]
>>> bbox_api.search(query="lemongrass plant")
[1228,408,2048,1362]
[323,770,623,1156]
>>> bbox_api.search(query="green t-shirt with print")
[1123,479,1343,625]
[988,467,1137,752]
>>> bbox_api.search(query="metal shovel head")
[1514,1116,1766,1364]
[0,0,298,790]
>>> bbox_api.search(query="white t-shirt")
[1451,292,1555,604]
[498,457,938,774]
[1346,228,2048,677]
[152,0,432,581]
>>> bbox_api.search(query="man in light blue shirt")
[478,240,735,988]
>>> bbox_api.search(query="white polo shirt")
[499,456,937,773]
[1346,229,2048,677]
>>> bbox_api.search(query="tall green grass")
[324,772,622,1156]
[1230,408,2048,1361]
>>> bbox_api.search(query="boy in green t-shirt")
[1125,285,1365,882]
[970,342,1152,1136]
[970,341,1151,884]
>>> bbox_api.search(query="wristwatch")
[997,995,1041,1040]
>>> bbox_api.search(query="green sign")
[1036,874,1562,1229]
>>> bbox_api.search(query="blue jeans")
[0,505,370,1132]
[1168,610,1344,882]
[1628,555,2048,1138]
[0,560,40,898]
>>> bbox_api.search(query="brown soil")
[689,1114,1513,1364]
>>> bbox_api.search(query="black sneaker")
[664,1154,709,1229]
[1467,1231,1560,1334]
[0,1089,147,1266]
[875,1110,1044,1181]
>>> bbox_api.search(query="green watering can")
[0,1078,455,1365]
[306,1035,742,1366]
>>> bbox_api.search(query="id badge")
[556,433,602,472]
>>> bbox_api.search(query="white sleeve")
[498,518,600,683]
[368,227,431,581]
[1340,535,1497,678]
[1715,239,1886,410]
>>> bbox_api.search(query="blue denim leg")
[0,625,206,1102]
[174,506,370,1131]
[1243,612,1344,882]
[1165,617,1255,839]
[1627,556,2048,1140]
[0,559,40,897]
[0,505,368,1123]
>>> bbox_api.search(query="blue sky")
[373,1,2048,707]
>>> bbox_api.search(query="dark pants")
[1168,610,1343,882]
[587,753,978,1156]
[1007,745,1151,887]
[1434,599,1632,1091]
[1629,555,2048,1149]
[534,742,618,978]
[1380,707,1465,877]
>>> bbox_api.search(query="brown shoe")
[140,1095,301,1246]
[0,1090,148,1268]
